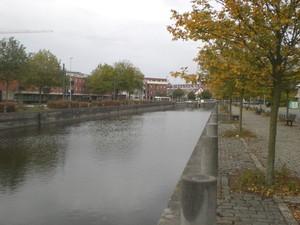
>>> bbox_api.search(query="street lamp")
[69,57,73,101]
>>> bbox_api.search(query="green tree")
[88,61,144,100]
[172,88,185,100]
[87,64,115,96]
[0,37,27,101]
[114,61,144,99]
[187,91,196,100]
[168,0,300,185]
[25,50,61,104]
[199,90,212,99]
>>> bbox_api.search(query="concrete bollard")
[210,112,218,123]
[181,174,217,225]
[200,136,218,177]
[206,122,218,137]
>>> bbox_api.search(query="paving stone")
[217,120,288,225]
[157,109,292,225]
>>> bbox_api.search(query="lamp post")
[62,63,66,100]
[69,76,72,101]
[69,57,73,101]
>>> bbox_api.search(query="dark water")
[0,109,210,225]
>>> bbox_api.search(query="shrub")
[47,100,69,109]
[230,167,300,197]
[78,102,89,108]
[70,101,79,108]
[0,101,16,112]
[222,128,256,138]
[47,100,89,109]
[91,100,122,107]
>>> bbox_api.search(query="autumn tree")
[0,37,27,101]
[25,50,62,104]
[198,41,268,134]
[168,0,300,184]
[170,67,199,84]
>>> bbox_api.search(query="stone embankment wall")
[0,102,175,130]
[157,105,218,225]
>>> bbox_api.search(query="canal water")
[0,109,210,225]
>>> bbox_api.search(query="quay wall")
[0,102,175,130]
[157,104,217,225]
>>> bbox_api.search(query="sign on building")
[289,101,299,109]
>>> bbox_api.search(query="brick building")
[144,77,168,100]
[66,71,87,95]
[0,80,20,101]
[0,71,88,103]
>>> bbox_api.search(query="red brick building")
[0,80,19,101]
[144,77,168,100]
[66,71,87,95]
[0,71,88,102]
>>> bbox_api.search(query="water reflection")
[0,127,67,193]
[0,109,210,225]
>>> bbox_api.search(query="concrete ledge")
[158,106,218,225]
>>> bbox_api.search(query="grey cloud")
[0,0,200,80]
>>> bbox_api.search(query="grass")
[16,104,48,112]
[230,167,300,198]
[221,120,239,124]
[222,128,257,138]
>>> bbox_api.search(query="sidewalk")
[238,107,300,176]
[218,122,287,225]
[158,108,300,225]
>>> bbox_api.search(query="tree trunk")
[229,97,232,119]
[266,83,281,185]
[5,80,9,101]
[239,91,244,135]
[115,89,119,100]
[39,87,42,106]
[286,90,289,120]
[3,80,9,113]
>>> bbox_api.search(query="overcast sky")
[0,0,201,82]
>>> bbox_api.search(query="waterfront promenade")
[158,106,300,225]
[241,107,300,176]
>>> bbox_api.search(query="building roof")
[144,77,168,85]
[144,77,167,81]
[66,71,88,78]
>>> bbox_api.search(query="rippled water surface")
[0,109,210,225]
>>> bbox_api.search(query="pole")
[69,57,73,101]
[69,76,72,101]
[181,174,217,225]
[62,63,65,100]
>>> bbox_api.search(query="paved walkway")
[235,107,300,176]
[157,110,295,225]
[217,122,287,225]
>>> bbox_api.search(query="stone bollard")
[200,136,218,177]
[206,122,218,137]
[181,174,217,225]
[209,111,217,123]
